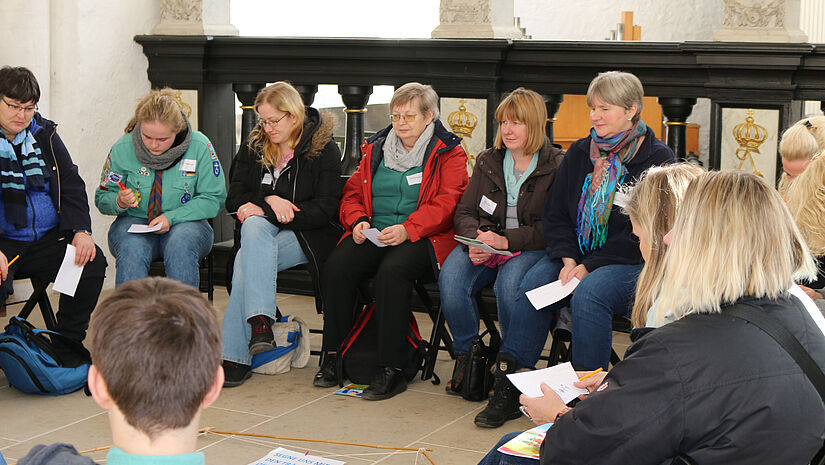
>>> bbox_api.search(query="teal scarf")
[503,149,538,206]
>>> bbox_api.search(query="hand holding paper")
[525,278,580,310]
[454,235,513,256]
[507,362,588,403]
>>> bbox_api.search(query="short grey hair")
[390,82,440,120]
[586,71,644,124]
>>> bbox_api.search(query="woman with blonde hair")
[480,170,825,465]
[624,163,703,328]
[96,88,226,288]
[221,81,342,387]
[519,71,674,371]
[778,115,825,194]
[786,153,825,306]
[438,87,564,427]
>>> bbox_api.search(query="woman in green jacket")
[95,88,226,288]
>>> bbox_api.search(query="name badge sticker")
[406,172,423,186]
[180,159,197,172]
[479,195,497,215]
[262,173,273,185]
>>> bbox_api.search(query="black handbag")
[457,330,500,401]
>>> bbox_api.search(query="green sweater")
[371,161,422,230]
[95,131,226,226]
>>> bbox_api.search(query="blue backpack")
[0,317,90,395]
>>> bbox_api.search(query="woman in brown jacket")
[439,88,564,427]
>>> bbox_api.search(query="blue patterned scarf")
[0,127,46,228]
[576,120,646,253]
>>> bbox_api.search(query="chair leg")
[423,306,448,381]
[206,251,214,302]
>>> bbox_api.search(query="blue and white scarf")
[0,127,46,228]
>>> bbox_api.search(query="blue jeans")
[478,432,534,465]
[520,256,642,370]
[108,215,213,288]
[222,216,308,365]
[439,246,547,369]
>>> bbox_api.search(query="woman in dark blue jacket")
[518,71,674,373]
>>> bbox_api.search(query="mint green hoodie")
[95,130,226,225]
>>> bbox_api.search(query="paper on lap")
[361,228,387,247]
[525,278,580,310]
[507,362,588,403]
[454,235,513,256]
[127,223,163,233]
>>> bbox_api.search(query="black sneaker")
[222,360,251,388]
[248,315,275,355]
[313,353,338,388]
[362,367,407,401]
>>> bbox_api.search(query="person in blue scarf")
[438,88,564,428]
[0,66,106,362]
[519,71,674,371]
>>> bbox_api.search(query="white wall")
[514,0,723,164]
[514,0,723,41]
[1,0,160,287]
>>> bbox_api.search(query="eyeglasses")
[1,97,37,115]
[389,114,418,123]
[258,112,289,128]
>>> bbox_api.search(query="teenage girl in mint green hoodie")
[95,88,226,288]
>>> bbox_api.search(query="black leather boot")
[474,352,521,428]
[313,352,338,388]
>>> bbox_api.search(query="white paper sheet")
[525,278,580,310]
[507,362,589,403]
[51,245,84,297]
[361,228,388,247]
[127,223,163,233]
[453,235,513,256]
[248,447,345,465]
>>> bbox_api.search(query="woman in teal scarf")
[520,71,675,371]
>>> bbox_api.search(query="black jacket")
[542,295,825,465]
[8,114,93,237]
[227,108,342,313]
[542,126,674,271]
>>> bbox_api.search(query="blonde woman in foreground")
[480,170,825,465]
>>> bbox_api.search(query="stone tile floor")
[0,287,631,464]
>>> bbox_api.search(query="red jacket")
[339,121,468,270]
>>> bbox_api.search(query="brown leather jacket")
[453,138,563,251]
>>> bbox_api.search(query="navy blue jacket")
[542,126,674,271]
[8,114,93,237]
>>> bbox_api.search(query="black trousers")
[321,237,432,368]
[0,228,107,343]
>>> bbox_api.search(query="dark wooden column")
[295,84,319,107]
[233,83,264,150]
[543,94,564,144]
[659,97,697,161]
[339,85,373,175]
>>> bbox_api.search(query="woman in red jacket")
[313,82,468,401]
